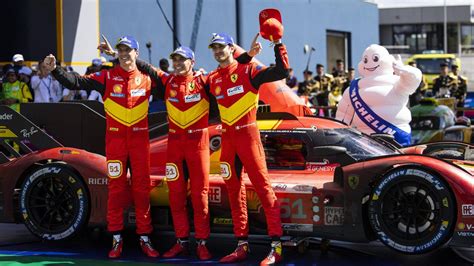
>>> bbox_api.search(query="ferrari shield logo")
[215,86,221,95]
[135,77,141,85]
[230,74,238,83]
[187,81,195,91]
[348,175,359,190]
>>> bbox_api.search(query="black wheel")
[368,167,455,254]
[20,163,89,240]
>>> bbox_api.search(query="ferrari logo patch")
[348,175,359,190]
[170,90,177,97]
[135,77,141,85]
[187,81,195,91]
[230,74,238,83]
[215,86,221,95]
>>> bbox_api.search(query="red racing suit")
[207,43,290,238]
[136,61,212,239]
[52,66,153,235]
[136,53,252,240]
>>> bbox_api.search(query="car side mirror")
[371,133,402,148]
[312,146,347,156]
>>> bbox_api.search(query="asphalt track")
[0,223,470,266]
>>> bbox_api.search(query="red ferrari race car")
[0,79,473,261]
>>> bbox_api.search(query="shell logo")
[170,90,177,97]
[113,84,122,93]
[246,190,262,213]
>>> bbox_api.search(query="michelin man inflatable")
[335,44,422,146]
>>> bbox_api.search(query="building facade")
[378,0,474,55]
[1,0,378,79]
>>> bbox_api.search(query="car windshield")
[410,116,442,130]
[416,58,453,74]
[315,128,399,160]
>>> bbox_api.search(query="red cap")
[259,9,284,42]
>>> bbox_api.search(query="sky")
[368,0,474,8]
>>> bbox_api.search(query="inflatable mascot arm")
[392,54,422,96]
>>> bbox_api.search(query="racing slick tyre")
[19,163,89,241]
[368,167,455,254]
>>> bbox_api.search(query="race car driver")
[137,46,214,260]
[42,36,159,259]
[98,38,261,260]
[206,9,290,265]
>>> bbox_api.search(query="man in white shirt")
[30,60,62,103]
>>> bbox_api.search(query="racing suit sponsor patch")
[131,89,146,97]
[184,93,201,103]
[168,97,179,102]
[107,160,123,178]
[227,85,244,96]
[165,163,179,181]
[220,162,231,180]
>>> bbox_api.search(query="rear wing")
[0,106,62,163]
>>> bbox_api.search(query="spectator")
[285,68,298,91]
[407,61,428,107]
[313,63,334,115]
[332,59,348,94]
[85,58,104,75]
[297,70,317,96]
[159,58,170,73]
[62,86,87,101]
[30,60,62,102]
[432,63,456,98]
[342,67,355,94]
[0,68,32,112]
[451,64,468,116]
[18,66,33,85]
[88,89,103,103]
[12,54,32,73]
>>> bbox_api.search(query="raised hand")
[392,54,404,76]
[98,34,116,56]
[43,54,57,72]
[248,33,262,57]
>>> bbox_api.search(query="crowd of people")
[0,54,173,111]
[283,58,469,118]
[285,59,356,117]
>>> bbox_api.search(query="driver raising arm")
[43,36,159,259]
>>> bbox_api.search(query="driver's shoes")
[140,237,160,258]
[163,239,189,258]
[108,237,123,259]
[196,240,212,260]
[219,242,249,263]
[260,241,283,265]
